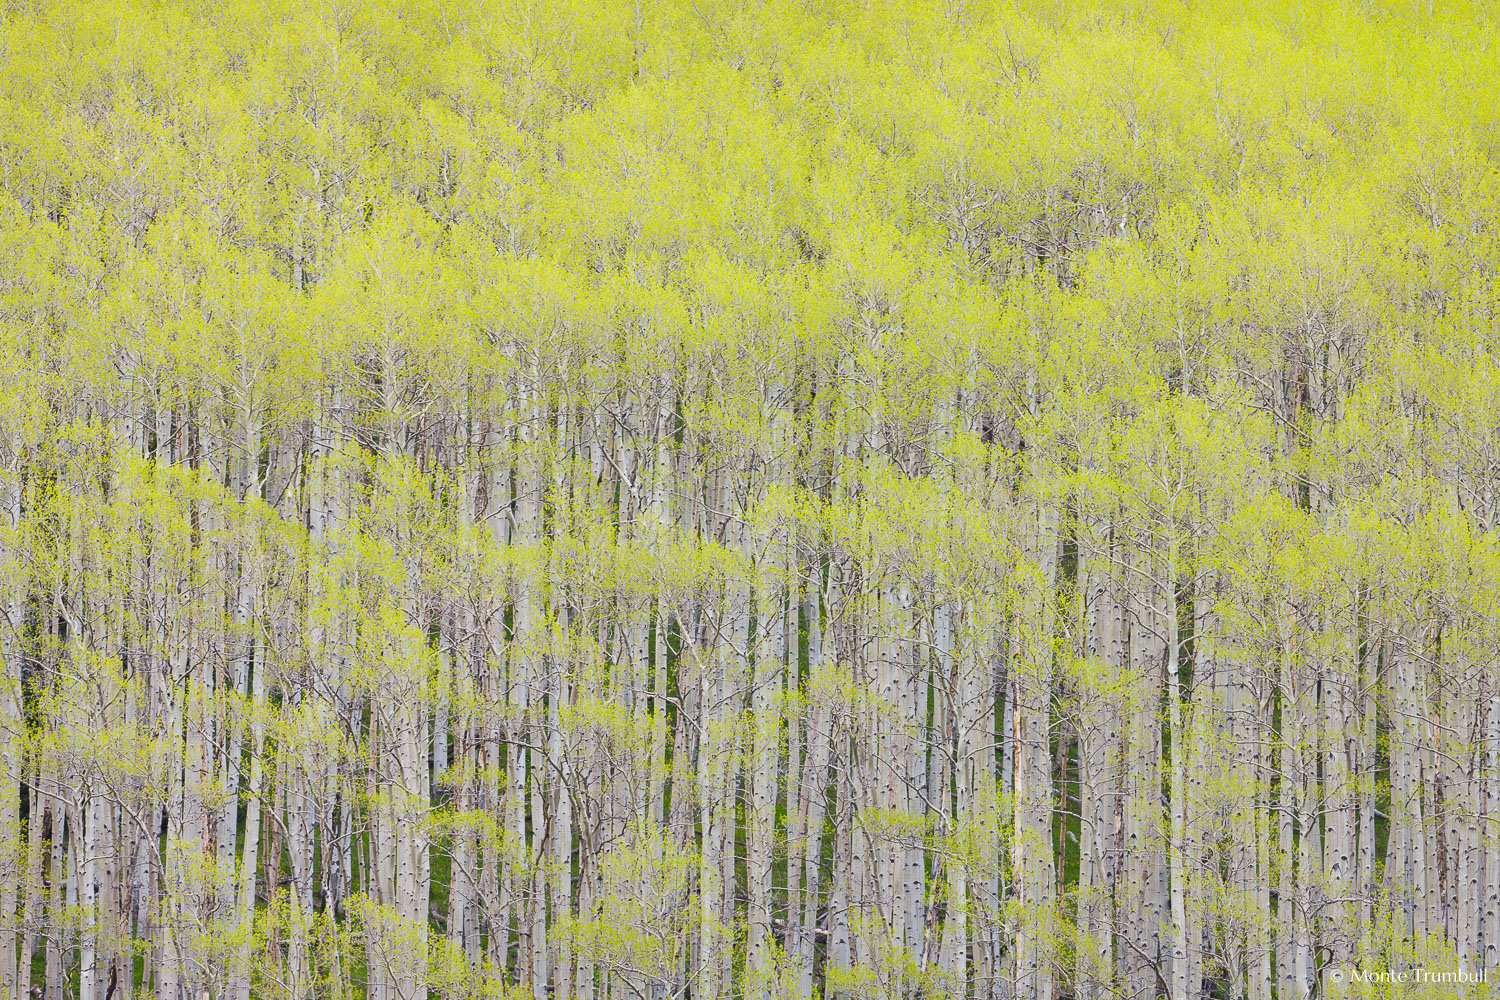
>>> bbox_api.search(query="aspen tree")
[4,4,1500,999]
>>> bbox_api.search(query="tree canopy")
[2,1,1499,998]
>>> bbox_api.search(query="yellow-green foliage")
[2,2,1499,999]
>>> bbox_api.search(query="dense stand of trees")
[3,1,1500,998]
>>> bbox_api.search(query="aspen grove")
[2,1,1500,998]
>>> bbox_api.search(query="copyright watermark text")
[1325,966,1489,985]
